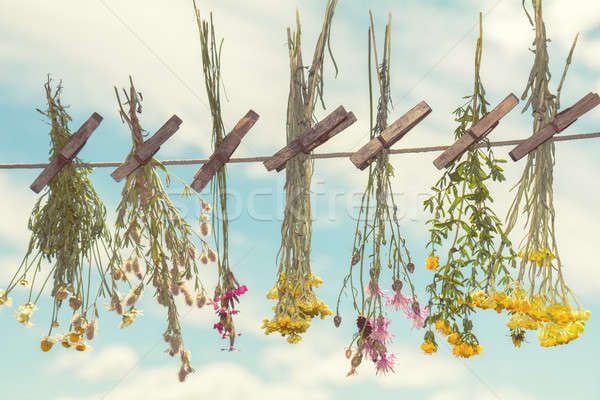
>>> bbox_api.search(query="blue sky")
[1,0,600,399]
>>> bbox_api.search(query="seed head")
[207,249,218,263]
[200,222,211,237]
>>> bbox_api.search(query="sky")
[1,0,600,399]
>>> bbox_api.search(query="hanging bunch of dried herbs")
[1,76,111,353]
[262,0,338,344]
[194,4,249,352]
[335,13,418,377]
[105,76,215,382]
[421,13,515,359]
[489,0,590,349]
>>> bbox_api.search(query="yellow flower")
[40,336,56,352]
[435,319,453,336]
[266,286,279,300]
[447,333,459,345]
[426,256,439,271]
[421,341,437,354]
[69,332,81,343]
[74,342,91,352]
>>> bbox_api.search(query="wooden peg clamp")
[111,115,182,182]
[509,92,600,161]
[351,101,432,170]
[30,112,103,193]
[433,93,519,169]
[191,110,259,193]
[263,105,357,172]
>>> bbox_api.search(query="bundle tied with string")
[105,76,216,382]
[488,0,591,349]
[1,76,112,354]
[422,13,516,358]
[194,3,250,353]
[335,13,419,377]
[262,0,339,344]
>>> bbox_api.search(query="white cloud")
[50,344,138,382]
[58,362,333,400]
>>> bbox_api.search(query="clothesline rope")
[0,131,598,170]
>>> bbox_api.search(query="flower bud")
[333,315,341,328]
[55,286,69,301]
[200,254,209,265]
[69,296,82,311]
[392,279,403,292]
[351,353,363,368]
[407,262,415,273]
[196,293,207,309]
[112,268,123,281]
[86,319,97,341]
[345,348,352,359]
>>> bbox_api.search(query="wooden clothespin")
[433,93,519,169]
[351,101,432,170]
[509,92,600,161]
[191,110,259,193]
[264,105,357,172]
[111,115,182,182]
[30,113,103,193]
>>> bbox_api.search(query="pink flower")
[361,335,377,361]
[366,281,389,300]
[229,309,240,315]
[386,291,412,312]
[224,290,234,300]
[235,285,248,296]
[213,322,223,334]
[375,352,396,375]
[207,298,220,311]
[403,303,429,329]
[370,317,394,344]
[217,307,228,316]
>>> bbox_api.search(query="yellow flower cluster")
[262,272,331,344]
[421,341,437,354]
[426,256,439,271]
[433,319,483,358]
[538,321,586,347]
[452,342,484,358]
[470,284,591,347]
[517,248,555,266]
[435,319,453,336]
[266,272,323,300]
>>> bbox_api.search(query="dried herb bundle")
[1,76,111,353]
[262,1,338,344]
[106,77,214,382]
[194,5,249,352]
[493,0,590,348]
[421,13,515,358]
[335,13,417,377]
